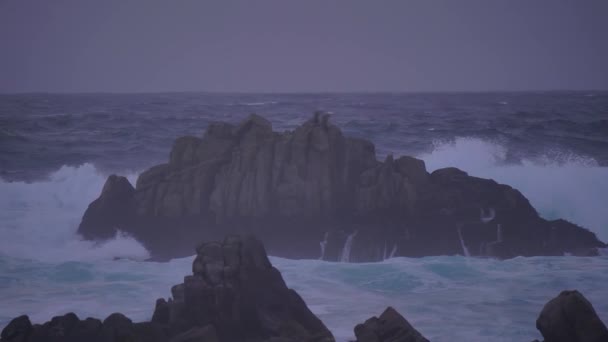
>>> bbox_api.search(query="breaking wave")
[0,163,149,262]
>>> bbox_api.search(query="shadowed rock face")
[0,312,173,342]
[354,307,429,342]
[0,236,334,342]
[536,290,608,342]
[156,235,334,342]
[77,113,606,261]
[79,174,136,240]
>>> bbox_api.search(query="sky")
[1,0,607,93]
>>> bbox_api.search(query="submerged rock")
[77,113,606,261]
[353,307,429,342]
[536,290,608,342]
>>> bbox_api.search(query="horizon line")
[1,89,607,96]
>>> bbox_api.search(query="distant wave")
[231,101,279,106]
[0,128,27,141]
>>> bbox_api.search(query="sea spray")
[389,243,398,258]
[340,231,358,263]
[383,241,388,260]
[0,164,149,262]
[457,227,471,257]
[480,207,495,223]
[319,232,329,260]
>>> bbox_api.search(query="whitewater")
[1,137,607,341]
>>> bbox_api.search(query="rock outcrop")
[0,312,175,342]
[536,290,608,342]
[77,113,607,261]
[155,235,334,342]
[353,307,429,342]
[0,236,333,342]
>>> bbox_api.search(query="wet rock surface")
[536,290,608,342]
[353,307,429,342]
[158,235,334,342]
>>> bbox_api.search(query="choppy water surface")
[1,92,607,341]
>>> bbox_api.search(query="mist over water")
[1,92,607,341]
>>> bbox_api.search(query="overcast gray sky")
[1,0,607,93]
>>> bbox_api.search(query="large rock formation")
[78,113,606,261]
[0,236,334,342]
[535,290,608,342]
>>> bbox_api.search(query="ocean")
[1,92,607,341]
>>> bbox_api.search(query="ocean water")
[1,92,607,341]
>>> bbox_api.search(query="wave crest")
[0,164,149,262]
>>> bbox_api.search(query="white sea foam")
[0,164,149,262]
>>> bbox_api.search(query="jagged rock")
[155,235,335,342]
[0,311,169,342]
[1,315,31,342]
[356,154,426,215]
[79,175,135,240]
[152,298,170,325]
[77,113,606,261]
[536,290,608,342]
[353,307,429,342]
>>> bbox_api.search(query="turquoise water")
[1,254,607,341]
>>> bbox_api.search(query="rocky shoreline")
[77,113,605,261]
[2,236,607,342]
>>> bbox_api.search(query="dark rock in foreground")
[354,307,429,342]
[0,312,173,342]
[78,113,606,261]
[156,235,334,342]
[0,236,333,342]
[536,290,608,342]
